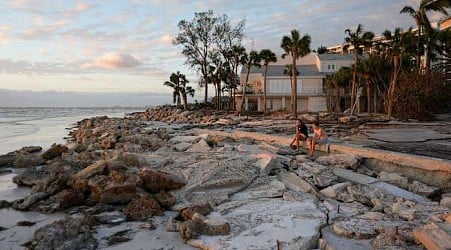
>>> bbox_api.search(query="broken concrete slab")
[278,171,319,197]
[378,171,409,190]
[365,128,451,143]
[332,169,379,185]
[186,139,211,153]
[195,198,326,249]
[319,226,372,250]
[413,220,451,250]
[315,154,361,170]
[370,182,429,204]
[320,182,352,199]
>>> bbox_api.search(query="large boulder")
[378,171,409,190]
[139,168,187,193]
[190,198,326,249]
[42,144,68,160]
[123,196,164,221]
[87,175,138,204]
[13,154,45,168]
[25,216,97,250]
[315,154,361,170]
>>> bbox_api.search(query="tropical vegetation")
[169,1,449,120]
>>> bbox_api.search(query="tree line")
[165,0,450,120]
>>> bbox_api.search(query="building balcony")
[236,87,325,96]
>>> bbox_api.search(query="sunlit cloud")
[159,34,173,45]
[19,19,68,39]
[63,2,93,18]
[83,52,142,69]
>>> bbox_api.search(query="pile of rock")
[0,108,448,249]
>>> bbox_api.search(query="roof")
[242,64,323,77]
[317,53,354,61]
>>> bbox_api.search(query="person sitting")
[308,121,328,157]
[289,119,309,150]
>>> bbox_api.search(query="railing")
[237,87,325,96]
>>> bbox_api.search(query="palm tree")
[178,73,195,110]
[238,50,261,113]
[357,57,378,113]
[164,71,194,110]
[281,29,311,117]
[344,24,374,114]
[400,0,450,70]
[382,28,416,117]
[164,73,182,107]
[228,45,247,110]
[259,49,277,113]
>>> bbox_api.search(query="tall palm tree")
[382,28,416,117]
[228,45,247,110]
[344,24,374,114]
[178,73,195,110]
[259,49,277,113]
[164,71,194,110]
[281,29,311,117]
[238,50,261,112]
[164,73,181,107]
[400,0,450,70]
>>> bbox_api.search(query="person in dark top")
[289,119,309,150]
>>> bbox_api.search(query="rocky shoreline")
[0,106,450,249]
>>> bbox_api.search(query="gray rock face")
[94,211,127,225]
[193,198,326,249]
[320,182,352,199]
[378,171,409,189]
[331,212,416,240]
[13,154,45,168]
[316,154,361,170]
[440,192,451,209]
[27,216,97,250]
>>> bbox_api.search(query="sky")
[0,0,446,106]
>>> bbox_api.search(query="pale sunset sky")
[0,0,445,106]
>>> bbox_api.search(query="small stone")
[42,144,68,160]
[123,196,164,221]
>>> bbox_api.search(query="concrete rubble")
[0,106,450,249]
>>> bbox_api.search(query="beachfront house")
[235,53,353,112]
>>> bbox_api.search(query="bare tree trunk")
[350,52,358,115]
[291,53,297,117]
[239,67,251,113]
[263,64,268,113]
[366,76,371,113]
[182,94,188,110]
[387,55,400,117]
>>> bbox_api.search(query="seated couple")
[289,119,328,157]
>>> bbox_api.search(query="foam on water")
[0,107,144,154]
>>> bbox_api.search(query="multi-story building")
[235,53,353,112]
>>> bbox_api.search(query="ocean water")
[0,107,144,155]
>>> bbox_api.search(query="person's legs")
[310,140,318,157]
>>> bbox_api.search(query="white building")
[235,53,353,112]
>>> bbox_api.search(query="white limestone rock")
[186,139,211,153]
[440,193,451,209]
[320,182,352,199]
[192,198,326,249]
[169,135,201,144]
[230,176,286,201]
[378,171,409,190]
[315,154,361,170]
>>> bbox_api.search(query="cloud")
[0,58,80,74]
[0,25,13,44]
[83,52,142,69]
[63,2,93,18]
[19,19,68,39]
[159,34,173,45]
